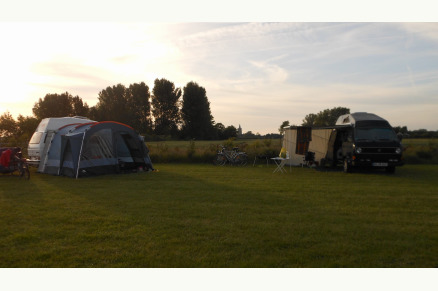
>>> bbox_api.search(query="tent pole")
[76,132,86,179]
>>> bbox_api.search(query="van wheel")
[343,159,352,173]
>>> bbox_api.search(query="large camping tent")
[282,126,334,166]
[39,121,153,178]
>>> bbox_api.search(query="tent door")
[120,134,144,165]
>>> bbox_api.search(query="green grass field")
[1,164,437,267]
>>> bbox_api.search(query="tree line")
[0,78,239,146]
[1,91,436,148]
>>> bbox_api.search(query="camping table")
[271,157,290,173]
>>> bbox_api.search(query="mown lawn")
[0,164,437,267]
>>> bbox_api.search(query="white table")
[271,157,290,173]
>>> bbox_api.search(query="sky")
[1,1,438,134]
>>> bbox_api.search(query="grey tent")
[40,121,153,178]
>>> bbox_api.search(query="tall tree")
[127,82,152,134]
[151,78,181,136]
[181,81,215,139]
[71,96,90,117]
[91,82,152,133]
[93,84,129,123]
[32,92,82,119]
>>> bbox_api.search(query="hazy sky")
[1,2,437,134]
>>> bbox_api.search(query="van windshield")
[29,132,43,144]
[355,128,398,142]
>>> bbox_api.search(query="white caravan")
[27,117,94,169]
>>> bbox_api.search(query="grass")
[0,164,437,267]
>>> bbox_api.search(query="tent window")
[82,129,113,160]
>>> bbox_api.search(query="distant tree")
[410,129,430,138]
[265,133,282,139]
[302,113,317,127]
[302,107,350,127]
[279,120,290,135]
[181,81,215,139]
[214,123,237,140]
[151,78,181,136]
[242,131,257,139]
[393,126,408,135]
[32,92,86,119]
[16,115,39,144]
[127,82,152,134]
[214,122,226,139]
[223,125,237,139]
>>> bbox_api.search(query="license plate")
[372,162,388,167]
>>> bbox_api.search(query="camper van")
[27,116,94,167]
[330,112,403,173]
[282,112,403,173]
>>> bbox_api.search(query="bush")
[148,138,438,165]
[402,140,438,164]
[224,137,236,148]
[147,139,281,164]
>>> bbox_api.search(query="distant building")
[238,124,242,137]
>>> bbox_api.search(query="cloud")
[2,22,438,132]
[164,22,438,131]
[399,23,438,44]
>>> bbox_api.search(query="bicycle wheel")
[213,154,227,166]
[235,153,248,166]
[19,163,30,180]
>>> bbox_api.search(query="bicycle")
[0,147,30,180]
[213,145,248,166]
